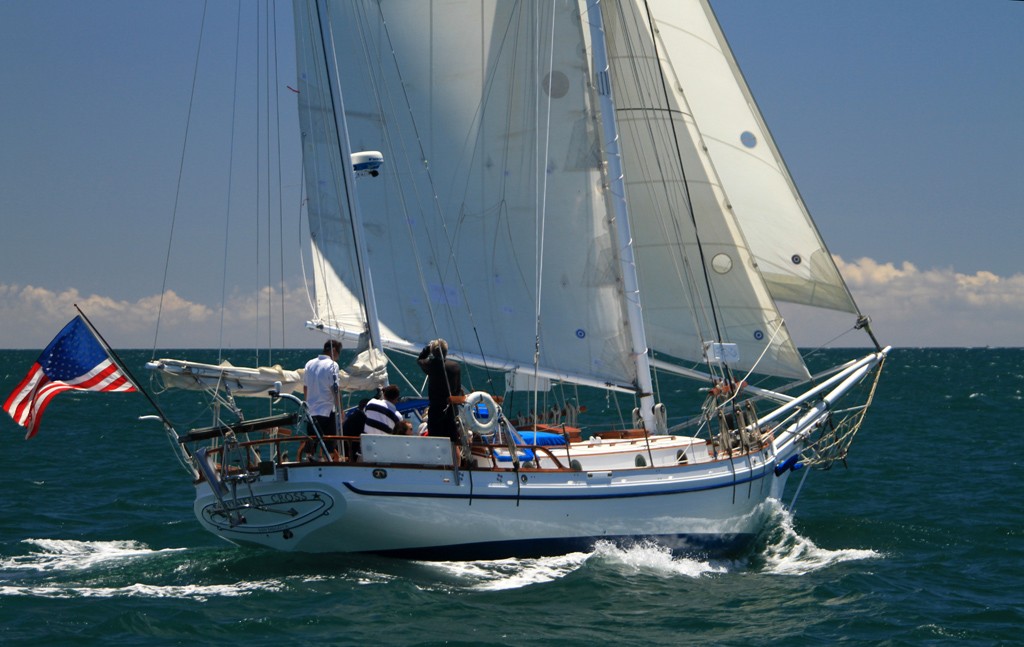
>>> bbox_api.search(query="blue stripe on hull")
[343,466,776,501]
[368,532,757,561]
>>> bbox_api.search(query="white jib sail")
[640,0,858,314]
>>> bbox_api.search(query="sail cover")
[294,1,639,390]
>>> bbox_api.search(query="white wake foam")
[760,504,880,575]
[589,540,728,578]
[424,551,592,591]
[421,540,727,591]
[0,579,283,601]
[0,538,185,572]
[0,538,285,600]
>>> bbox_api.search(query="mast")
[586,0,657,433]
[313,0,384,353]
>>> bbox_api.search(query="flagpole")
[74,305,178,437]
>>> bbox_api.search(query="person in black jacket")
[341,398,369,462]
[417,339,462,442]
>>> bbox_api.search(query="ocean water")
[0,348,1021,645]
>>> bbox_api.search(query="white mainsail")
[296,1,640,391]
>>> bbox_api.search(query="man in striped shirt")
[363,384,403,435]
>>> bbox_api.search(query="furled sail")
[148,359,304,397]
[147,356,386,395]
[295,1,639,390]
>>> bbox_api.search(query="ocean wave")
[0,539,285,601]
[416,540,729,591]
[759,503,881,575]
[420,551,591,591]
[0,538,185,573]
[588,540,729,579]
[0,579,283,601]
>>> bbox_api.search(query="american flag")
[4,316,136,439]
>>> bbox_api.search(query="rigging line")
[259,0,283,365]
[218,0,244,363]
[263,0,274,364]
[444,8,532,387]
[639,0,725,346]
[367,0,462,339]
[633,3,793,383]
[801,324,862,369]
[325,2,445,392]
[640,22,725,361]
[532,3,558,425]
[152,0,209,359]
[384,355,423,400]
[272,0,287,351]
[362,3,481,374]
[456,10,536,324]
[254,1,265,365]
[466,8,556,389]
[599,2,717,392]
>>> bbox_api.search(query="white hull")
[184,349,885,559]
[193,437,800,560]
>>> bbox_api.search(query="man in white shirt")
[363,384,403,435]
[300,339,343,461]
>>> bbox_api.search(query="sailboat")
[145,0,888,559]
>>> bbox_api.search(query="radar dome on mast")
[351,151,383,177]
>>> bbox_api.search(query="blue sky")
[0,0,1022,350]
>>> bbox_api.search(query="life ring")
[460,391,499,435]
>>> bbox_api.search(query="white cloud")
[0,283,323,350]
[4,256,1023,350]
[830,256,1024,347]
